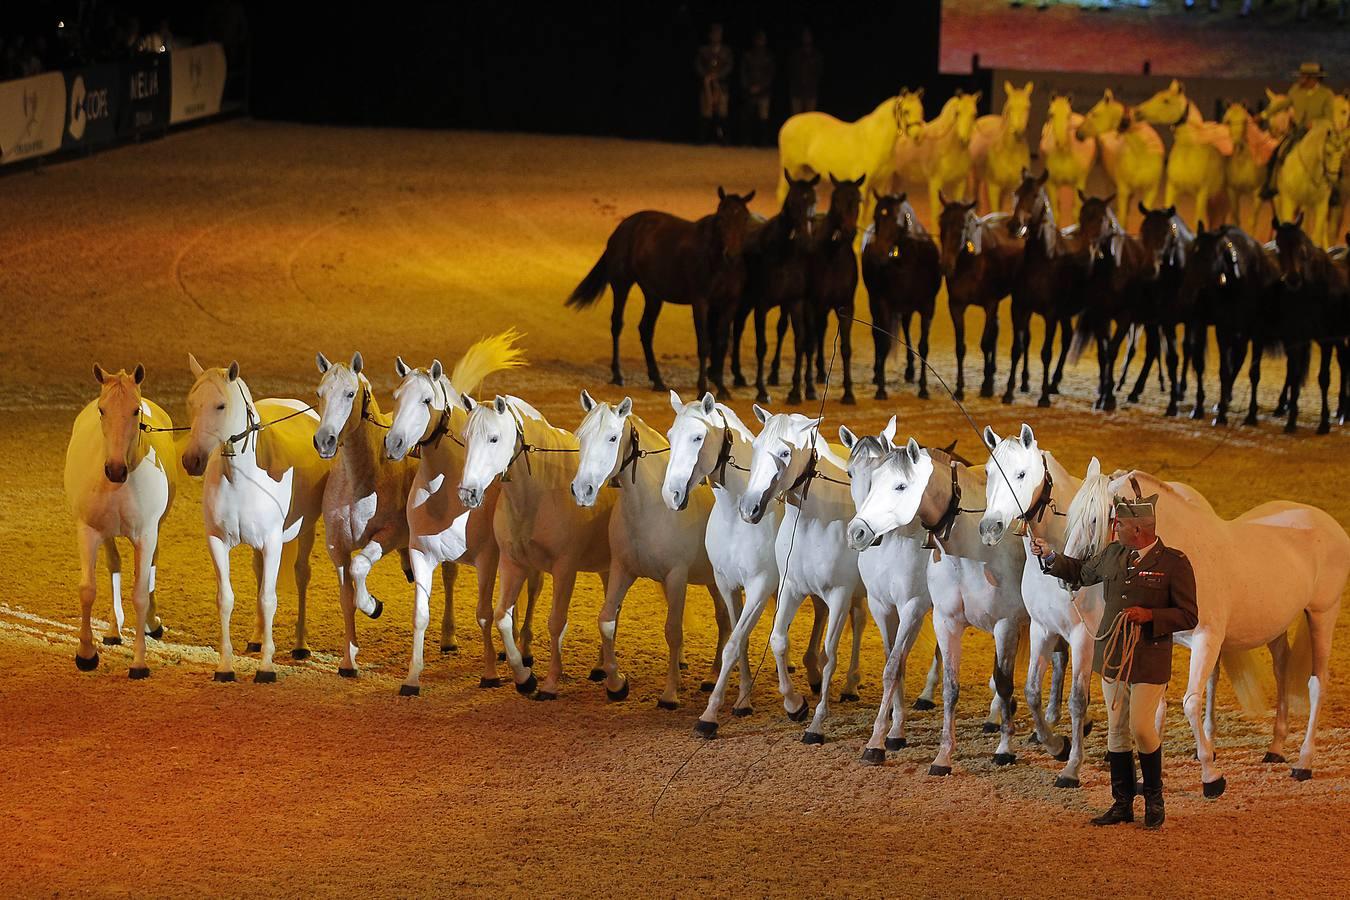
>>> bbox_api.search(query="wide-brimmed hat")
[1293,62,1328,80]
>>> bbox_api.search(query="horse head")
[1133,79,1188,127]
[739,405,820,525]
[1077,88,1123,141]
[951,91,981,144]
[846,437,933,551]
[1077,194,1120,269]
[839,416,897,515]
[714,186,755,260]
[1009,169,1050,239]
[1138,204,1187,276]
[979,423,1044,547]
[826,174,865,241]
[386,356,449,462]
[938,195,981,277]
[1046,93,1075,146]
[780,171,819,244]
[663,390,726,511]
[893,88,926,142]
[457,393,520,508]
[572,389,636,507]
[313,351,371,460]
[93,362,146,483]
[183,355,257,477]
[1222,101,1249,147]
[1002,81,1033,137]
[1273,214,1313,290]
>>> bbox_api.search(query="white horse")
[847,439,1028,775]
[664,392,778,733]
[458,394,613,698]
[739,406,867,743]
[572,391,731,707]
[978,425,1104,788]
[182,356,330,682]
[382,332,539,696]
[314,351,416,677]
[65,364,176,677]
[1065,469,1350,792]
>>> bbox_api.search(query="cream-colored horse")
[65,365,176,677]
[1325,94,1350,247]
[1039,93,1097,224]
[1222,102,1280,235]
[1133,80,1233,226]
[970,81,1033,214]
[780,90,925,226]
[1275,121,1347,248]
[1077,88,1163,229]
[912,91,981,223]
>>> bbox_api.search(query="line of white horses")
[67,331,1349,797]
[781,79,1350,246]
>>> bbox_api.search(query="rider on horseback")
[1262,62,1337,201]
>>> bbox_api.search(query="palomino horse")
[182,357,330,682]
[1221,102,1280,236]
[1039,93,1097,225]
[314,351,414,677]
[1066,469,1350,791]
[1133,80,1233,228]
[1332,95,1350,245]
[805,174,865,403]
[65,365,176,676]
[1077,88,1164,230]
[911,91,981,226]
[970,81,1034,214]
[1273,121,1347,249]
[382,333,537,695]
[458,394,614,698]
[739,406,867,743]
[861,193,941,400]
[780,90,925,228]
[572,391,732,708]
[847,440,1028,775]
[567,188,754,399]
[979,425,1104,789]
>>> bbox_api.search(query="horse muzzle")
[458,486,482,509]
[103,461,129,484]
[847,519,877,552]
[571,480,598,508]
[314,432,338,460]
[181,452,206,478]
[979,517,1007,547]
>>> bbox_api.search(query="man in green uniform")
[1029,494,1198,829]
[1261,62,1337,200]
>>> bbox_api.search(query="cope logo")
[68,76,110,141]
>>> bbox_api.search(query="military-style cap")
[1114,493,1158,519]
[1294,62,1328,79]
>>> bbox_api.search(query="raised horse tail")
[451,329,528,397]
[566,250,610,310]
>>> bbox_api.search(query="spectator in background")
[788,28,822,116]
[739,29,775,147]
[695,23,733,144]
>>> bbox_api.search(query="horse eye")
[489,436,499,444]
[609,435,617,443]
[1017,472,1025,480]
[895,483,906,492]
[347,391,355,399]
[424,398,432,406]
[217,403,226,411]
[693,435,703,443]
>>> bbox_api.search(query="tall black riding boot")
[1091,750,1136,825]
[1139,747,1165,829]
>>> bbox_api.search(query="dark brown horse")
[861,192,941,400]
[1006,170,1089,407]
[567,187,754,399]
[804,174,865,404]
[937,198,1023,400]
[1133,204,1195,416]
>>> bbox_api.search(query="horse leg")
[1020,324,1031,393]
[952,303,969,401]
[1047,637,1068,725]
[491,556,532,688]
[871,304,892,399]
[1023,621,1062,758]
[989,616,1020,764]
[1243,341,1265,426]
[689,301,712,398]
[1181,626,1227,796]
[1163,324,1182,416]
[100,537,124,645]
[803,588,853,742]
[1129,325,1161,403]
[929,612,964,775]
[1002,314,1024,404]
[254,536,282,681]
[698,573,774,732]
[637,297,667,392]
[1055,622,1095,788]
[901,309,918,384]
[208,534,237,679]
[1035,315,1057,407]
[769,586,810,718]
[1102,327,1129,412]
[1292,606,1337,780]
[473,552,501,685]
[1316,341,1334,434]
[291,524,316,659]
[596,562,638,699]
[1285,343,1309,434]
[656,570,691,708]
[127,531,157,677]
[248,550,265,653]
[801,595,829,693]
[609,282,631,386]
[705,583,733,691]
[731,304,749,388]
[753,306,770,403]
[786,302,810,405]
[863,603,907,761]
[402,548,436,695]
[522,570,543,668]
[916,643,941,709]
[436,560,457,653]
[769,309,789,386]
[916,312,933,400]
[1051,317,1073,394]
[1190,327,1208,420]
[1262,633,1292,763]
[75,525,102,668]
[979,305,999,398]
[842,595,867,700]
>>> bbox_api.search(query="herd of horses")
[67,336,1349,798]
[569,80,1350,434]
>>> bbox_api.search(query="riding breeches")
[1101,678,1167,754]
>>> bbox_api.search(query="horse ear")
[493,395,508,415]
[905,437,922,466]
[227,361,240,382]
[853,174,866,188]
[915,87,924,99]
[430,359,443,380]
[395,356,410,378]
[898,192,907,202]
[1104,88,1114,101]
[982,424,999,450]
[752,403,772,425]
[743,189,755,203]
[971,90,982,104]
[1294,211,1305,229]
[580,389,595,412]
[461,393,477,412]
[829,173,841,187]
[1019,423,1035,448]
[93,363,107,384]
[668,389,683,413]
[1104,194,1116,207]
[872,188,882,201]
[700,392,716,415]
[938,190,949,208]
[1077,188,1088,202]
[188,353,204,378]
[350,351,363,375]
[783,167,793,184]
[133,363,145,385]
[1271,215,1281,232]
[717,185,726,200]
[616,397,633,418]
[1138,201,1149,216]
[1004,80,1014,96]
[1036,170,1049,186]
[838,425,857,450]
[807,173,821,186]
[882,415,898,447]
[1167,206,1176,217]
[1086,456,1101,479]
[316,352,331,374]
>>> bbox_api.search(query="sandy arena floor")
[2,121,1349,897]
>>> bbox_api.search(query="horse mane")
[847,433,888,463]
[1065,468,1114,559]
[712,403,754,443]
[898,199,930,238]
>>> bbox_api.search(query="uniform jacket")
[1046,539,1199,684]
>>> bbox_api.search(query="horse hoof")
[1317,422,1331,435]
[841,394,856,406]
[733,375,748,388]
[1202,776,1227,798]
[1284,423,1298,435]
[75,652,100,671]
[588,668,606,682]
[839,692,860,703]
[912,697,936,711]
[809,681,822,695]
[1083,720,1094,736]
[606,676,630,702]
[147,625,164,640]
[787,699,810,722]
[246,642,262,653]
[884,737,907,751]
[861,748,886,766]
[402,568,414,584]
[786,391,802,406]
[254,670,277,685]
[101,636,122,647]
[755,391,770,404]
[128,666,150,680]
[1127,392,1142,404]
[649,382,668,394]
[678,662,689,671]
[338,667,358,679]
[787,664,797,673]
[874,389,888,401]
[398,683,419,697]
[1291,768,1312,782]
[366,599,383,620]
[657,699,679,711]
[1212,416,1228,428]
[498,651,507,662]
[700,681,715,693]
[515,673,538,695]
[992,752,1016,766]
[610,374,624,386]
[1037,396,1051,408]
[1001,393,1014,405]
[1053,776,1081,789]
[291,648,311,661]
[801,731,825,745]
[213,670,235,683]
[917,388,930,400]
[533,690,558,701]
[953,388,964,401]
[439,644,458,655]
[1053,741,1071,763]
[1028,732,1040,745]
[1263,752,1287,764]
[694,719,719,739]
[929,764,952,777]
[732,706,753,718]
[522,655,534,668]
[982,721,1000,734]
[479,677,502,689]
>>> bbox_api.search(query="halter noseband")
[410,377,456,460]
[921,460,964,549]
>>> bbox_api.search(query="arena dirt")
[1,121,1348,896]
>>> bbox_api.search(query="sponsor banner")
[170,43,227,124]
[119,54,170,137]
[0,72,67,165]
[62,64,122,149]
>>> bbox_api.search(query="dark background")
[243,1,949,141]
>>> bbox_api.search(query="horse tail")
[277,539,299,595]
[1067,313,1095,364]
[566,250,610,310]
[450,329,527,398]
[1219,647,1270,718]
[1285,612,1314,716]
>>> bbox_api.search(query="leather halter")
[921,461,963,549]
[499,405,577,483]
[708,413,737,488]
[783,446,849,508]
[409,378,455,460]
[1016,453,1060,532]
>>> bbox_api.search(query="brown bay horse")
[861,192,941,401]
